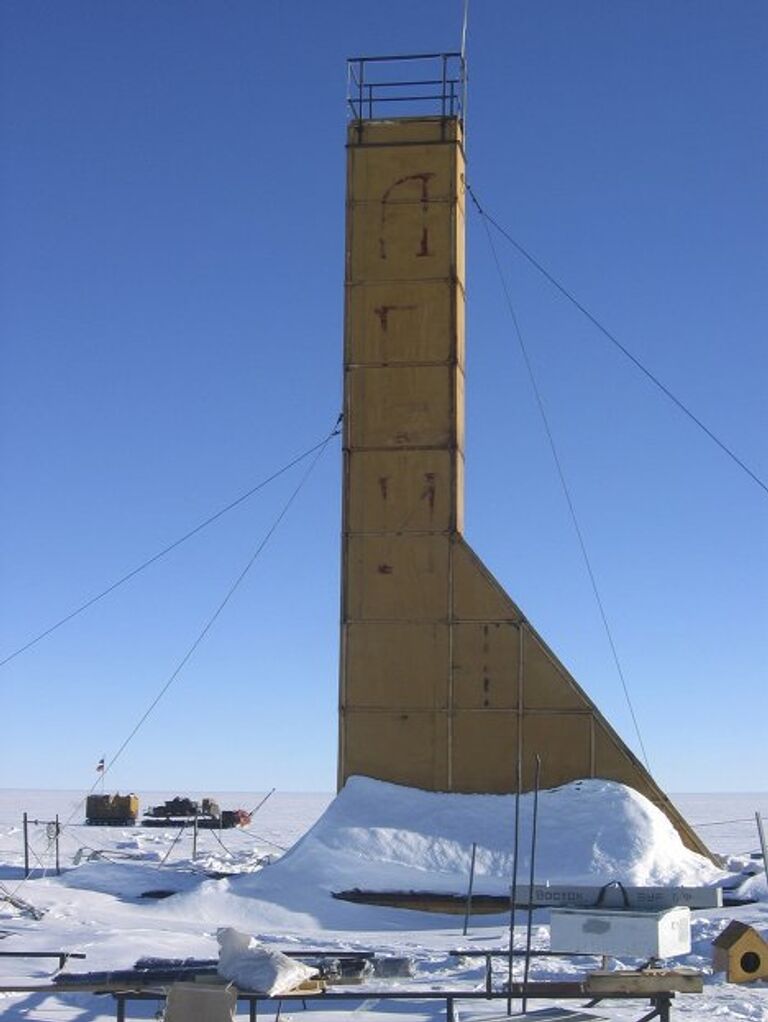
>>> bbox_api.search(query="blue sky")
[1,1,765,794]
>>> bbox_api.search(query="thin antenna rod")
[460,0,469,128]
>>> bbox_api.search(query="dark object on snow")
[141,797,251,828]
[129,950,408,986]
[333,889,509,913]
[371,957,415,978]
[144,796,219,819]
[85,793,139,826]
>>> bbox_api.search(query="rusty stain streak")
[373,304,417,332]
[377,563,394,575]
[378,476,389,500]
[381,172,434,206]
[420,472,436,512]
[378,172,435,260]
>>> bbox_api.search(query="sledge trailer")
[85,793,139,826]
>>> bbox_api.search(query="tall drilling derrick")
[339,54,709,858]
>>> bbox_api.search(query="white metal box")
[549,906,691,958]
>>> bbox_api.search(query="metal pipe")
[462,842,477,937]
[506,747,522,1014]
[23,812,29,878]
[358,60,363,126]
[521,755,542,1014]
[347,52,462,64]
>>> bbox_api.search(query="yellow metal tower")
[339,55,709,858]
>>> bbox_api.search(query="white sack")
[217,927,316,995]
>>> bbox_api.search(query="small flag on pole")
[96,757,105,773]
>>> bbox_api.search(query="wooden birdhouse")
[712,921,768,983]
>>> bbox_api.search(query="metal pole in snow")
[506,747,522,1014]
[521,754,542,1014]
[55,814,60,876]
[756,812,768,888]
[23,812,29,878]
[247,787,277,819]
[462,841,477,937]
[192,813,199,860]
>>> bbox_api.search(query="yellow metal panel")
[349,117,464,147]
[348,198,456,283]
[451,711,519,792]
[452,538,522,621]
[455,282,466,369]
[455,451,465,535]
[592,722,659,800]
[345,622,449,709]
[349,143,459,206]
[346,534,450,620]
[338,115,712,861]
[455,365,465,453]
[345,281,458,366]
[343,710,449,789]
[522,714,592,789]
[522,629,586,711]
[452,621,520,709]
[347,365,454,449]
[455,202,466,286]
[347,449,453,533]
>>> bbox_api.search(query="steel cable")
[476,210,652,771]
[467,185,767,499]
[1,426,341,669]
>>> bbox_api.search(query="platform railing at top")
[346,53,466,123]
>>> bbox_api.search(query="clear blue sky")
[1,2,765,794]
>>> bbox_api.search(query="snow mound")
[230,777,721,900]
[57,861,202,899]
[165,777,723,933]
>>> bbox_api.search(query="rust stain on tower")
[339,56,709,857]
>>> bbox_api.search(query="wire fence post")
[23,811,29,878]
[462,841,477,936]
[756,812,768,888]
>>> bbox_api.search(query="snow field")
[1,782,768,1021]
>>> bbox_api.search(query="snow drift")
[194,776,723,934]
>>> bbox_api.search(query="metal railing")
[347,52,466,122]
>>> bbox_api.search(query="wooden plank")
[585,969,703,994]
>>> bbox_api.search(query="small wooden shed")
[712,921,768,983]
